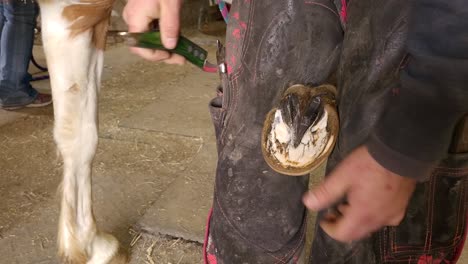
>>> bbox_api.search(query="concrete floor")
[0,31,467,264]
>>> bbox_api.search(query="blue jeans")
[0,0,38,108]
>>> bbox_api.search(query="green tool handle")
[131,31,207,68]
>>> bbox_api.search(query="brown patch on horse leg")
[69,83,80,93]
[62,0,115,50]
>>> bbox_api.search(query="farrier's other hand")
[303,146,417,243]
[123,0,185,64]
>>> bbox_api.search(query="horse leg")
[38,1,126,263]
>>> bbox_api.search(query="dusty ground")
[0,29,467,264]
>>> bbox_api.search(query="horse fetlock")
[86,232,127,264]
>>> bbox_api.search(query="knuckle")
[122,5,135,20]
[314,185,332,202]
[360,213,374,225]
[162,25,179,35]
[389,212,405,226]
[335,229,354,243]
[122,10,130,22]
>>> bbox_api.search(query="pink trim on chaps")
[340,0,348,23]
[203,208,215,264]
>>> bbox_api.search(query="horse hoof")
[261,84,339,176]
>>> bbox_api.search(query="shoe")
[26,93,52,108]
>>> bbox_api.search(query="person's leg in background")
[309,1,468,263]
[0,0,41,109]
[0,2,5,67]
[0,0,5,110]
[205,0,343,263]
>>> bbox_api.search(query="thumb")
[159,0,182,49]
[303,169,350,211]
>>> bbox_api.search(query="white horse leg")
[38,1,125,263]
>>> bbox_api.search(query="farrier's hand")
[123,0,185,64]
[303,146,417,242]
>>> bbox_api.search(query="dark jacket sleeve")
[366,0,468,181]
